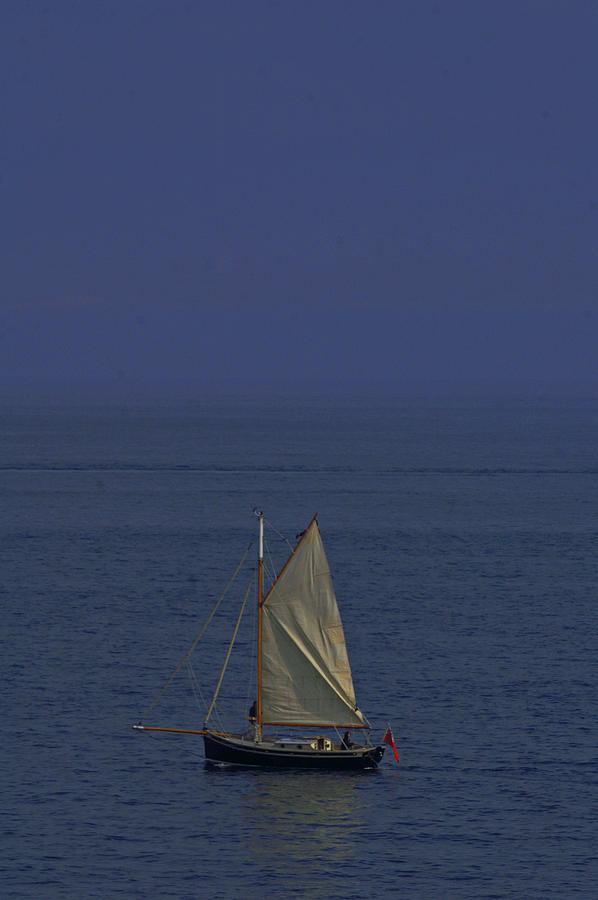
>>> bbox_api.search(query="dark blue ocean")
[3,396,598,898]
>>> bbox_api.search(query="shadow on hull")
[204,731,385,770]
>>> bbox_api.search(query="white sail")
[260,520,365,728]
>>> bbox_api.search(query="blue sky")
[2,1,597,395]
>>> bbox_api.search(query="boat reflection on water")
[244,769,369,871]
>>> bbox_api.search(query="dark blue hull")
[204,731,385,769]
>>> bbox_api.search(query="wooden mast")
[255,509,264,743]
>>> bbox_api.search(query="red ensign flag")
[383,726,399,762]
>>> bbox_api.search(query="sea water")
[2,395,598,898]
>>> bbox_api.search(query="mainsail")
[260,520,366,728]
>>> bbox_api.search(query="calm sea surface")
[2,396,598,898]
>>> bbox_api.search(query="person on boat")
[246,700,257,739]
[341,730,353,750]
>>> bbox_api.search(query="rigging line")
[187,660,225,732]
[186,660,203,709]
[264,540,277,588]
[204,569,254,726]
[141,541,253,720]
[264,516,293,550]
[263,516,294,552]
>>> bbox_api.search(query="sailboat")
[134,512,387,770]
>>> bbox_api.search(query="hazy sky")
[2,1,597,395]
